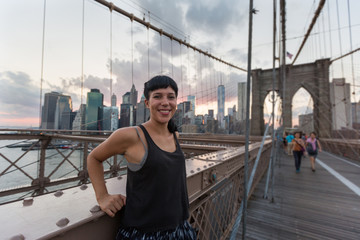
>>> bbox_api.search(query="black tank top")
[120,125,190,232]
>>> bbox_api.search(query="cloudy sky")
[1,0,359,127]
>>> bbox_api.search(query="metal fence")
[0,130,272,240]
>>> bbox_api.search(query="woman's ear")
[145,99,149,108]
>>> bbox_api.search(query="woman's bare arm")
[87,127,138,217]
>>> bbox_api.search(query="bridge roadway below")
[231,150,360,239]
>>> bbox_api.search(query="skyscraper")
[136,94,149,125]
[130,84,138,107]
[123,92,130,104]
[237,82,246,121]
[111,94,117,107]
[54,94,73,129]
[41,92,62,129]
[330,78,352,130]
[187,95,196,116]
[72,104,86,133]
[101,106,119,131]
[85,89,103,130]
[120,104,134,128]
[217,85,225,128]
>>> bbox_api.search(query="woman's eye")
[168,96,175,99]
[153,95,160,99]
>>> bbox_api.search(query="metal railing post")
[230,122,270,239]
[33,137,51,195]
[79,142,89,183]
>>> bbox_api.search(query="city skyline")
[1,0,359,127]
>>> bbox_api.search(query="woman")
[292,132,306,173]
[306,132,322,172]
[87,76,196,239]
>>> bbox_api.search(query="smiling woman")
[87,75,196,239]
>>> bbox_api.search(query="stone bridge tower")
[250,59,332,138]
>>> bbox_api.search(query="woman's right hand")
[97,193,126,217]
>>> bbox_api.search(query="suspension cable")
[147,22,150,80]
[327,0,334,78]
[94,0,246,72]
[160,31,163,74]
[171,38,174,77]
[335,0,344,76]
[131,17,134,85]
[39,0,47,128]
[110,3,113,99]
[321,10,327,57]
[180,43,183,100]
[291,0,326,65]
[81,0,85,106]
[347,0,357,122]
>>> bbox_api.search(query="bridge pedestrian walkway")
[231,150,360,239]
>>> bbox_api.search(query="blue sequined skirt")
[116,220,196,240]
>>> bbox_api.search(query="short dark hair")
[143,75,179,133]
[144,75,178,100]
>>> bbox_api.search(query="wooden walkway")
[231,151,360,239]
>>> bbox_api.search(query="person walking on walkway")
[306,132,322,172]
[292,132,306,173]
[286,133,294,155]
[87,76,196,239]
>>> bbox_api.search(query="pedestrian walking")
[306,132,322,172]
[292,132,306,173]
[286,133,294,155]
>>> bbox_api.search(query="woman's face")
[145,86,177,124]
[295,132,300,138]
[310,133,316,139]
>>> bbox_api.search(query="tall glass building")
[54,94,73,129]
[101,106,119,131]
[111,94,117,107]
[136,95,149,125]
[217,85,225,128]
[41,92,61,129]
[85,89,103,130]
[130,84,138,107]
[187,95,196,115]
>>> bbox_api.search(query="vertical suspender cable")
[171,39,174,77]
[110,4,113,99]
[160,32,163,73]
[194,50,197,100]
[242,0,254,238]
[81,0,85,107]
[317,22,322,58]
[281,0,286,129]
[335,0,344,76]
[265,0,277,201]
[147,27,150,80]
[39,0,47,129]
[131,19,134,85]
[230,2,254,236]
[200,53,202,107]
[347,0,357,123]
[327,0,334,79]
[207,56,210,108]
[147,11,150,79]
[187,44,190,96]
[180,44,183,100]
[321,11,327,57]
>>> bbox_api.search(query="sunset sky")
[1,0,359,127]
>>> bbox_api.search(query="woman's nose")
[161,98,169,105]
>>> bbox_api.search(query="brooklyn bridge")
[0,0,359,239]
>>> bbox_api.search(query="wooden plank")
[228,151,360,239]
